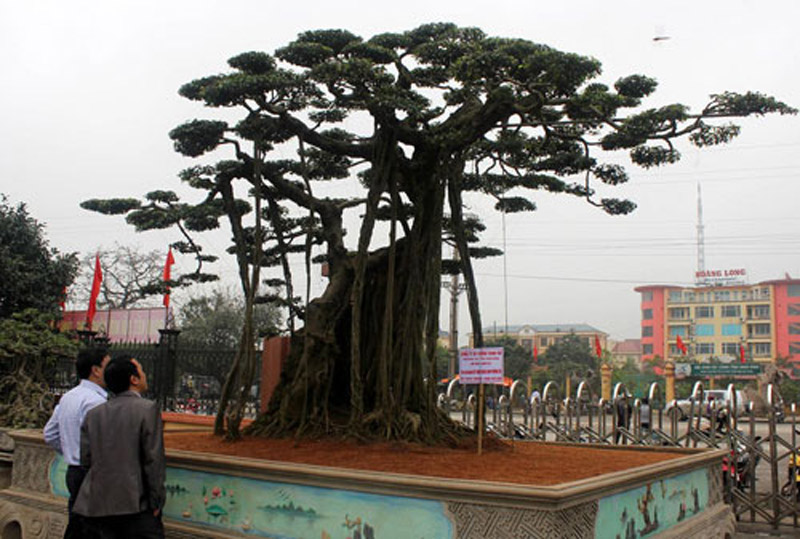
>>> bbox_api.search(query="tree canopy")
[70,244,171,309]
[533,333,600,396]
[0,195,78,318]
[179,288,280,347]
[82,23,794,443]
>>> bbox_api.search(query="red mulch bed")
[164,431,684,486]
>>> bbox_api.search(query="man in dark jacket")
[74,355,166,539]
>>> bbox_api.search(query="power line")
[476,272,696,286]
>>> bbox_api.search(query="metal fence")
[438,379,800,530]
[49,332,260,418]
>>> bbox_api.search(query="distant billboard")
[695,268,747,286]
[60,308,168,343]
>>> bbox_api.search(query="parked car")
[668,389,745,420]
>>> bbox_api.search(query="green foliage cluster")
[178,288,280,347]
[531,333,600,396]
[0,195,78,318]
[0,196,80,427]
[0,310,78,427]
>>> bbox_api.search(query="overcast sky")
[2,0,798,342]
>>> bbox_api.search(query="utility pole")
[442,247,467,379]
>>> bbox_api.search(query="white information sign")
[458,347,504,384]
[675,363,692,377]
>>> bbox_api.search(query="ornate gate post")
[665,361,675,404]
[601,363,612,401]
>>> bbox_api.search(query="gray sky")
[2,0,799,342]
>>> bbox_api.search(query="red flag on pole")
[676,335,688,355]
[739,344,746,364]
[162,248,175,308]
[594,335,603,358]
[533,345,539,363]
[86,254,102,330]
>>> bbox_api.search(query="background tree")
[612,358,660,398]
[0,194,78,318]
[0,196,79,426]
[70,244,169,309]
[177,288,280,394]
[179,288,280,346]
[82,24,793,443]
[533,333,600,396]
[485,335,533,381]
[0,310,78,427]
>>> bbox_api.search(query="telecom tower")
[696,183,706,285]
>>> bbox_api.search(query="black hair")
[103,354,138,394]
[76,347,109,380]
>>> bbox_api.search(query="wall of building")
[637,278,800,364]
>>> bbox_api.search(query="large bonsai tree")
[83,23,794,443]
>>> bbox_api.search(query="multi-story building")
[469,324,608,357]
[635,278,800,363]
[610,339,642,366]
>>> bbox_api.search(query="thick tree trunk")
[247,235,465,443]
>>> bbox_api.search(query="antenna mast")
[696,183,706,285]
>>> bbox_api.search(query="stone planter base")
[0,431,734,539]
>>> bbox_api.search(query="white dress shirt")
[43,379,107,465]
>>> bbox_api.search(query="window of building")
[696,342,715,355]
[722,324,742,336]
[668,291,681,302]
[669,344,682,356]
[642,326,653,337]
[790,323,800,335]
[748,304,770,319]
[695,324,715,336]
[721,305,741,318]
[753,342,771,356]
[714,290,731,302]
[668,307,689,320]
[539,337,549,347]
[722,342,740,356]
[790,342,800,355]
[643,309,653,320]
[520,339,533,351]
[695,306,714,318]
[642,291,653,302]
[790,303,800,316]
[669,326,687,337]
[684,292,696,302]
[789,285,800,298]
[643,344,653,355]
[749,323,771,337]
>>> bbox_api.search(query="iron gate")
[438,379,800,529]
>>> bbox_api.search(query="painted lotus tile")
[162,466,453,539]
[595,468,710,539]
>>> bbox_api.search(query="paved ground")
[734,522,800,537]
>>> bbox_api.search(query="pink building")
[635,278,800,365]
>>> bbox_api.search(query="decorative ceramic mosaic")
[595,468,709,538]
[49,455,453,538]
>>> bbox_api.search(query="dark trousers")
[64,465,88,539]
[86,511,164,539]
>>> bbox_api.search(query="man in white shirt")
[44,346,109,536]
